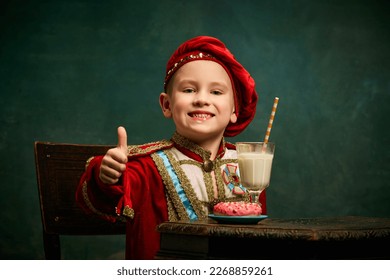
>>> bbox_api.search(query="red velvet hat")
[164,36,258,137]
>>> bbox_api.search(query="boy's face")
[160,60,237,143]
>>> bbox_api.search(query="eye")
[211,90,223,95]
[183,88,195,93]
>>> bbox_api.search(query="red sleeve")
[75,155,124,222]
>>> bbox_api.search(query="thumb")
[117,126,128,153]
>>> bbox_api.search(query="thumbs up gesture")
[99,126,128,185]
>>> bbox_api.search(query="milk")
[238,152,274,191]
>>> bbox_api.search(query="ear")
[159,92,172,118]
[230,107,237,124]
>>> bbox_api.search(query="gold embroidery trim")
[165,194,179,222]
[178,159,215,209]
[151,153,190,221]
[151,134,249,220]
[85,156,94,170]
[172,132,214,159]
[127,140,172,156]
[81,180,126,221]
[214,158,227,201]
[166,150,207,220]
[177,158,246,207]
[122,205,135,219]
[172,132,237,203]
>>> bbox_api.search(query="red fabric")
[75,143,267,260]
[164,36,258,137]
[75,155,168,260]
[75,156,122,222]
[121,156,168,259]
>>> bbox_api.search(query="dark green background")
[1,0,389,259]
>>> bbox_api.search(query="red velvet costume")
[76,35,264,259]
[76,133,266,259]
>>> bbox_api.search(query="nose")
[193,90,210,106]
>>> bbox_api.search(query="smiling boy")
[75,36,263,259]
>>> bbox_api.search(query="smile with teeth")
[189,112,214,120]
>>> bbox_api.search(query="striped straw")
[263,97,279,150]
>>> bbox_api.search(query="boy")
[75,36,264,259]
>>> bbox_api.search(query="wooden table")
[156,216,390,259]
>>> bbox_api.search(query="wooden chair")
[34,141,126,259]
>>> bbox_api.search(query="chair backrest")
[34,141,126,259]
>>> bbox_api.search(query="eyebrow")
[175,79,230,89]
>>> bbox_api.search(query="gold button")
[203,160,213,172]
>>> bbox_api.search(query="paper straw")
[263,97,279,150]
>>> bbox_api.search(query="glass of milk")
[236,142,275,204]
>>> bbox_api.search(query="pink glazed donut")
[213,201,262,216]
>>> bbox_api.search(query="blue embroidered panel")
[156,150,198,221]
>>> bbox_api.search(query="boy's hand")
[99,126,128,185]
